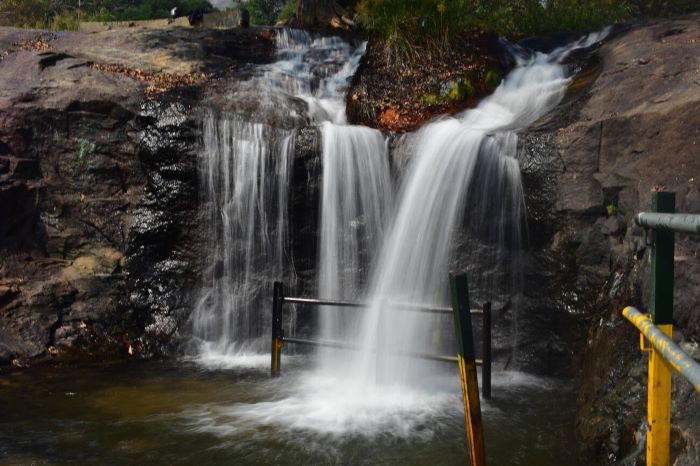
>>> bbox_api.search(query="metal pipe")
[282,296,482,315]
[623,307,700,393]
[280,336,480,365]
[635,212,700,235]
[282,297,367,308]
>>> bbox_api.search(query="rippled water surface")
[0,358,582,466]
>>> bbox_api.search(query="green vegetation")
[421,77,475,105]
[484,69,501,89]
[356,0,700,43]
[243,0,283,24]
[0,0,213,30]
[277,0,298,22]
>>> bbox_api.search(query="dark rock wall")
[517,15,700,464]
[0,26,276,367]
[127,102,202,357]
[0,94,201,365]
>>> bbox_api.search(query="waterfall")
[191,29,379,364]
[192,115,294,358]
[317,122,392,371]
[347,29,611,384]
[184,29,610,438]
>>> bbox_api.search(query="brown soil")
[346,30,511,132]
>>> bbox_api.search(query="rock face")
[0,26,276,366]
[517,15,700,464]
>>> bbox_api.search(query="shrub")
[277,0,298,22]
[485,69,502,89]
[355,0,700,43]
[246,0,284,24]
[50,11,80,30]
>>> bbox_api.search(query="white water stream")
[191,30,390,366]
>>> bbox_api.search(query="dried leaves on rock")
[89,63,207,95]
[1,33,57,62]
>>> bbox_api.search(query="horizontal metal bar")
[280,337,481,365]
[623,307,700,393]
[635,212,700,235]
[282,297,367,308]
[282,336,360,350]
[281,296,482,315]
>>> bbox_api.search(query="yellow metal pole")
[646,324,672,466]
[458,354,486,466]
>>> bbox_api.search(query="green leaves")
[0,0,215,29]
[355,0,699,43]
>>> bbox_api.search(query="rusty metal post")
[271,281,283,377]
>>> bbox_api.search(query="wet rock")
[0,25,278,366]
[126,101,201,358]
[518,13,700,463]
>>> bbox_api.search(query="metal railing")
[623,307,700,391]
[623,192,700,466]
[270,280,493,399]
[270,273,490,465]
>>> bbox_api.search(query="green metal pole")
[450,272,486,466]
[646,191,675,466]
[650,192,675,326]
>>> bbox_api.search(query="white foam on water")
[186,343,272,370]
[183,370,458,439]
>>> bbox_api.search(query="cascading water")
[191,115,294,360]
[191,29,389,365]
[317,122,392,371]
[188,28,608,457]
[351,30,611,384]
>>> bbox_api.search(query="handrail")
[624,192,697,466]
[282,296,483,315]
[635,212,700,235]
[282,336,472,364]
[271,274,489,465]
[623,307,700,393]
[271,281,493,400]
